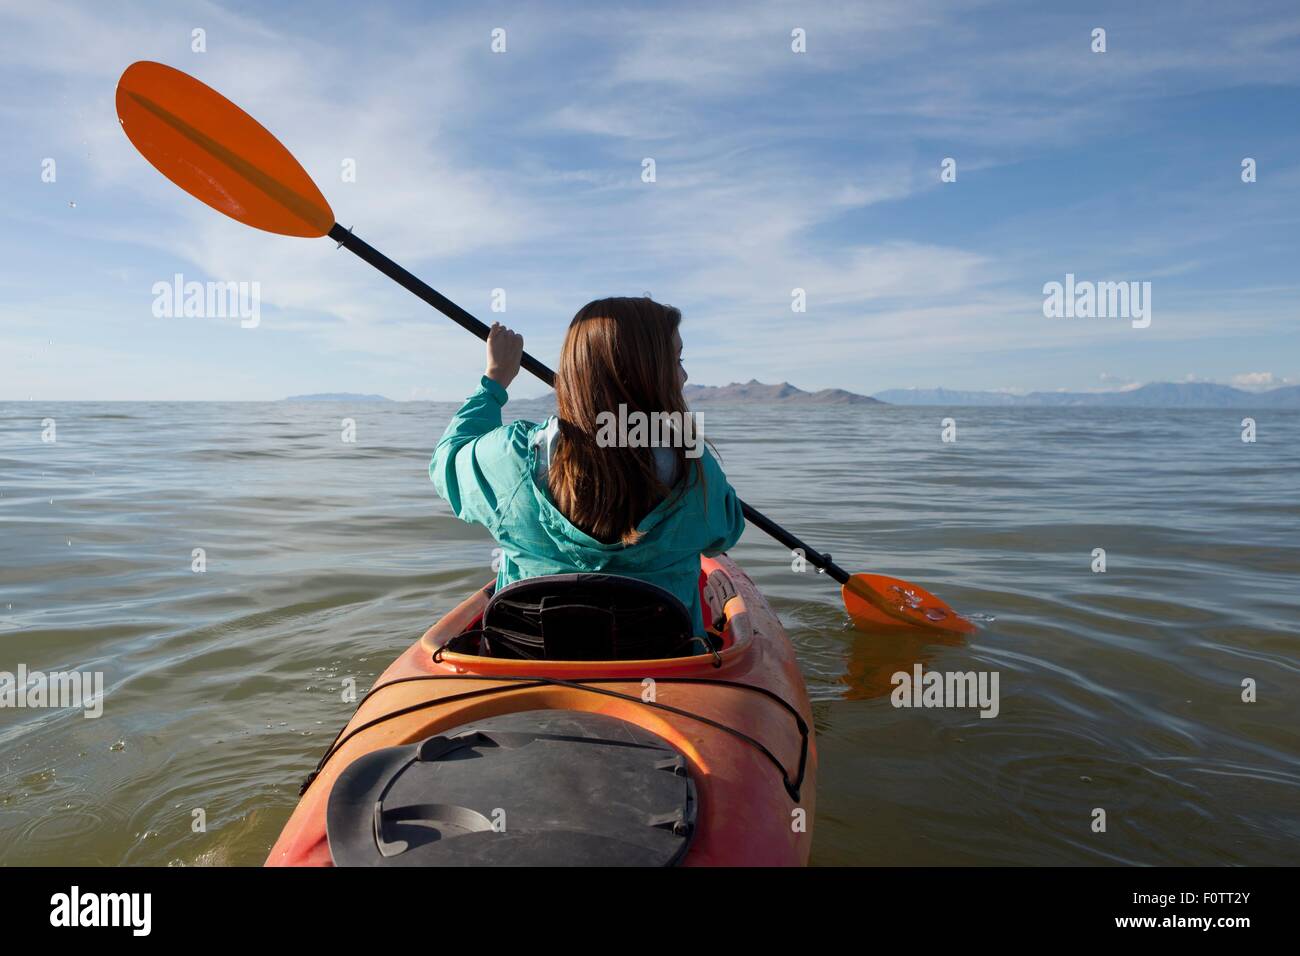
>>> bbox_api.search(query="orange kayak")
[266,554,816,866]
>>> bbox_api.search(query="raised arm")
[430,323,528,527]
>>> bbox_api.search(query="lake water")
[1,401,1297,865]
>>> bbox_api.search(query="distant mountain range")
[684,379,883,404]
[874,383,1300,408]
[279,382,1299,409]
[282,393,393,402]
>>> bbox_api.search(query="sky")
[2,0,1298,401]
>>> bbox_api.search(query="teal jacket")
[431,376,745,635]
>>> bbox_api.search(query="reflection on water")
[1,401,1297,865]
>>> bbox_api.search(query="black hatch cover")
[326,710,697,866]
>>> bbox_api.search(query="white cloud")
[1232,371,1292,391]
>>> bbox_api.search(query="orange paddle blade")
[842,573,975,634]
[116,61,333,237]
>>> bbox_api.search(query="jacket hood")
[521,426,695,572]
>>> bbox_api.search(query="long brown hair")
[548,296,702,546]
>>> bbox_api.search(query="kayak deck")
[266,554,817,866]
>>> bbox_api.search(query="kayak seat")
[460,573,704,661]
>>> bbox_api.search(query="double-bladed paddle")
[115,60,973,634]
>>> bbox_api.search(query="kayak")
[266,554,817,866]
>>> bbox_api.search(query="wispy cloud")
[1232,371,1293,391]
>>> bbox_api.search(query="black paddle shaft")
[329,223,557,388]
[328,222,852,586]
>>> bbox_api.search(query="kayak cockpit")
[441,572,704,660]
[422,567,753,671]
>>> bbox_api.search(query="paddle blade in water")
[842,573,975,634]
[116,60,334,237]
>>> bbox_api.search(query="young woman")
[431,296,744,636]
